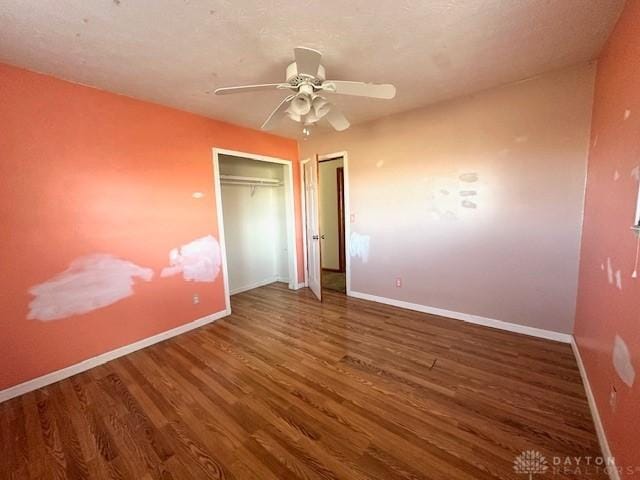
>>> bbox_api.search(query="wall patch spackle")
[613,334,636,388]
[349,232,370,263]
[27,255,154,321]
[160,235,221,282]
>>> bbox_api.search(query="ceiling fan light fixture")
[312,96,330,119]
[288,93,312,116]
[304,111,319,125]
[286,110,302,122]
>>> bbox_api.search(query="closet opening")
[212,149,298,312]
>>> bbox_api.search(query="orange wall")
[574,0,640,475]
[0,63,302,391]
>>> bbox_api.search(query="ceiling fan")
[214,47,396,132]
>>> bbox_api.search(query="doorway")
[301,152,350,299]
[318,156,346,293]
[212,148,298,313]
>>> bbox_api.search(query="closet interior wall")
[219,154,289,294]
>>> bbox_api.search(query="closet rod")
[221,180,282,187]
[219,174,280,184]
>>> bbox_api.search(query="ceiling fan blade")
[261,96,294,130]
[322,80,396,99]
[325,108,350,131]
[294,47,322,77]
[214,83,289,95]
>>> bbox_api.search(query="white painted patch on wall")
[624,109,631,120]
[426,172,481,220]
[161,235,221,282]
[28,255,154,321]
[514,135,529,143]
[426,175,456,220]
[349,232,370,263]
[631,165,640,181]
[192,191,205,199]
[593,134,599,147]
[600,257,622,290]
[615,269,622,290]
[375,160,384,168]
[613,334,636,388]
[459,172,479,183]
[613,170,620,181]
[605,257,623,290]
[607,257,614,285]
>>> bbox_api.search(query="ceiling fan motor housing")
[286,61,326,85]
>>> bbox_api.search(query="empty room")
[1,0,639,478]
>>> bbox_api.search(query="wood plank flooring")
[1,283,605,479]
[321,270,346,293]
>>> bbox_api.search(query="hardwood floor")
[1,283,604,479]
[321,270,346,293]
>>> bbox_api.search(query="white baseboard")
[230,277,283,296]
[294,281,307,290]
[348,290,572,343]
[571,337,619,480]
[0,308,230,404]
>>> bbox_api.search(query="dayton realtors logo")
[514,451,638,477]
[513,451,549,479]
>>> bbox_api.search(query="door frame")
[336,166,345,273]
[301,151,351,295]
[212,148,299,313]
[300,157,311,288]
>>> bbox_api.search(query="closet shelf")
[220,174,282,187]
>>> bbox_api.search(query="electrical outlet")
[609,384,617,412]
[395,278,402,288]
[192,293,200,305]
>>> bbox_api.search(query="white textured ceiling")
[0,0,624,138]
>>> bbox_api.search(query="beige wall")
[301,63,595,334]
[319,158,344,270]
